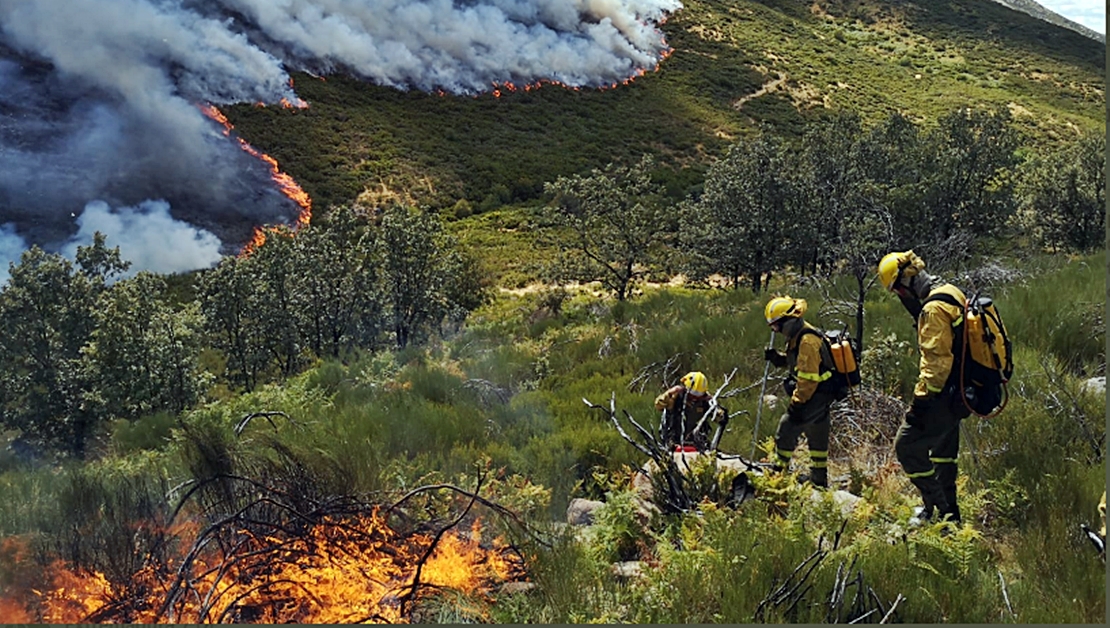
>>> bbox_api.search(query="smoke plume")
[0,223,25,285]
[0,0,679,277]
[60,200,224,277]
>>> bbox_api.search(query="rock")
[631,451,762,508]
[566,498,606,525]
[498,581,537,596]
[1080,377,1105,398]
[809,489,862,517]
[611,561,644,579]
[763,394,780,409]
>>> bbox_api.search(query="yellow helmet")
[681,371,709,395]
[877,250,926,291]
[764,296,807,325]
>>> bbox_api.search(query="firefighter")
[655,371,718,450]
[763,296,837,489]
[1100,491,1106,540]
[877,250,967,526]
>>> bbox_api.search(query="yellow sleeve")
[655,386,681,411]
[792,334,824,405]
[1099,491,1105,538]
[914,301,957,399]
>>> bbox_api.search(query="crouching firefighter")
[763,296,841,489]
[878,250,968,526]
[655,371,726,451]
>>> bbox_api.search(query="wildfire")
[199,103,312,255]
[3,513,517,624]
[486,45,673,98]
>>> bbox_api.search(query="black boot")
[935,464,962,526]
[809,467,829,490]
[909,476,949,526]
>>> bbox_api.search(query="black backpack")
[924,290,1013,418]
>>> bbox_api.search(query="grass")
[0,251,1104,622]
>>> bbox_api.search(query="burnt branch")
[234,411,295,436]
[628,353,684,394]
[398,470,484,618]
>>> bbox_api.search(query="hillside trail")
[732,72,789,110]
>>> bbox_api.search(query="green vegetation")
[223,0,1104,218]
[0,249,1104,621]
[0,0,1105,622]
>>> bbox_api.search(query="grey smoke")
[60,200,223,277]
[0,222,25,285]
[0,0,680,276]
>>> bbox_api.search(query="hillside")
[0,0,1105,623]
[990,0,1105,42]
[224,0,1105,218]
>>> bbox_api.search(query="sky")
[1037,0,1106,33]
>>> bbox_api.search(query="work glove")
[764,348,787,367]
[714,407,729,424]
[905,396,936,427]
[782,377,797,397]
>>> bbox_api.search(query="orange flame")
[3,514,517,624]
[483,47,672,99]
[199,104,312,255]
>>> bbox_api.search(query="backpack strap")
[795,327,837,386]
[922,291,966,328]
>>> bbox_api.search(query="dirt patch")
[733,72,788,110]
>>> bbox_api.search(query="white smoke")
[0,0,680,273]
[60,200,224,277]
[215,0,681,91]
[0,223,27,286]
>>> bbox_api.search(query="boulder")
[498,581,537,596]
[809,488,862,517]
[611,561,644,579]
[630,451,760,506]
[1080,376,1105,398]
[566,497,606,525]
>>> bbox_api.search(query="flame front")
[199,104,312,255]
[5,514,516,624]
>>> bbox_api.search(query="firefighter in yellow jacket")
[655,371,717,450]
[763,296,835,489]
[1100,491,1106,539]
[878,250,968,525]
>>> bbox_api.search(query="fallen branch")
[234,411,295,436]
[879,593,905,624]
[398,470,484,617]
[998,569,1015,620]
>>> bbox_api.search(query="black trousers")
[774,392,834,486]
[894,395,961,519]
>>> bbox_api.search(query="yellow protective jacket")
[654,385,709,418]
[914,283,967,400]
[786,322,830,406]
[1100,491,1106,538]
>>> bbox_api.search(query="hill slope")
[990,0,1105,42]
[224,0,1105,216]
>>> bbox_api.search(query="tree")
[545,156,671,300]
[81,272,209,421]
[1020,132,1105,252]
[289,206,383,358]
[198,256,270,392]
[0,235,128,456]
[377,205,487,349]
[856,112,929,249]
[919,107,1020,256]
[245,227,305,378]
[792,112,874,274]
[687,134,796,292]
